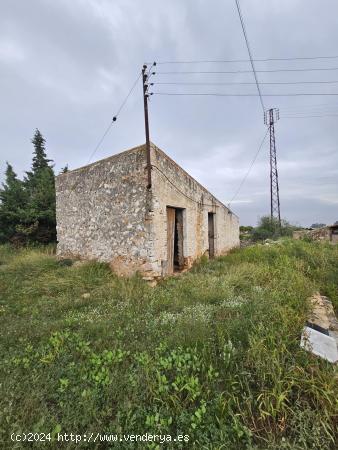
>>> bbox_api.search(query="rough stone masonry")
[56,143,240,279]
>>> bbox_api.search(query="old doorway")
[208,212,215,258]
[167,207,184,274]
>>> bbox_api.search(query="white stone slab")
[300,326,338,363]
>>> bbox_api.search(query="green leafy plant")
[0,240,337,449]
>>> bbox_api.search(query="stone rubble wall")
[150,144,240,276]
[55,145,152,275]
[293,227,336,242]
[56,143,240,278]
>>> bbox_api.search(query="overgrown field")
[0,240,337,449]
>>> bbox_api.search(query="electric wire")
[279,106,338,116]
[155,67,338,75]
[280,105,338,113]
[86,70,142,165]
[66,70,142,198]
[151,80,338,86]
[145,63,157,83]
[234,0,265,113]
[280,109,338,115]
[150,92,338,97]
[281,101,338,110]
[146,62,156,75]
[146,55,338,65]
[281,113,338,119]
[151,164,231,210]
[228,128,269,207]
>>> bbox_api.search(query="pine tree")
[0,163,27,243]
[24,129,56,243]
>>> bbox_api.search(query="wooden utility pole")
[142,65,152,189]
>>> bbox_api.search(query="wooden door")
[208,213,215,258]
[167,207,175,274]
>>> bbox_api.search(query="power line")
[115,72,143,117]
[151,164,226,209]
[151,80,338,86]
[282,101,338,107]
[279,107,338,115]
[66,70,142,197]
[228,128,269,206]
[280,108,338,115]
[86,123,116,166]
[281,113,338,119]
[234,0,265,113]
[151,92,338,97]
[147,55,338,64]
[86,71,142,164]
[280,106,338,114]
[155,67,338,75]
[281,101,338,110]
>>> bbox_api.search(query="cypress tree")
[24,129,56,243]
[0,129,58,244]
[0,163,27,243]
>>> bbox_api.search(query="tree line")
[0,129,64,245]
[2,131,333,247]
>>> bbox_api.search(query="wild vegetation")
[0,130,58,245]
[0,240,337,449]
[240,216,297,243]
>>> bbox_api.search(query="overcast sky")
[1,0,338,226]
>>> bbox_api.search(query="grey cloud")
[0,0,337,226]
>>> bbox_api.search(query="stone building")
[56,143,240,279]
[293,224,338,243]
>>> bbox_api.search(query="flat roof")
[56,141,239,218]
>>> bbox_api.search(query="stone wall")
[149,144,240,276]
[331,227,338,243]
[293,226,337,243]
[56,143,240,278]
[55,145,152,275]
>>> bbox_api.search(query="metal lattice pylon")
[265,108,281,227]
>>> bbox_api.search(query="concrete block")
[301,326,338,363]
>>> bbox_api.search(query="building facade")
[56,143,240,279]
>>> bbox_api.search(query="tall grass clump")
[0,239,337,449]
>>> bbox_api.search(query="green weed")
[0,239,337,449]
